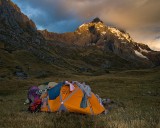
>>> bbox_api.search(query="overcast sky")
[12,0,160,50]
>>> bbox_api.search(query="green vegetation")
[0,68,160,128]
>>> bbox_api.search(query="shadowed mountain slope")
[0,0,160,79]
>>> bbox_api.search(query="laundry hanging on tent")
[48,82,58,88]
[38,82,58,95]
[65,81,75,91]
[72,81,91,97]
[37,85,48,95]
[96,94,103,106]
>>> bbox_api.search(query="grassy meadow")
[0,68,160,128]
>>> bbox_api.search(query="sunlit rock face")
[40,18,160,67]
[0,0,159,68]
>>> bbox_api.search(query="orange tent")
[40,82,105,115]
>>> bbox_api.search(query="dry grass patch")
[0,68,160,128]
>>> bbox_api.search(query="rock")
[13,66,28,78]
[14,71,28,79]
[101,60,111,69]
[92,17,103,23]
[78,67,92,72]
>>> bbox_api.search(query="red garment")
[28,99,42,113]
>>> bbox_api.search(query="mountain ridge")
[0,0,160,78]
[39,18,160,67]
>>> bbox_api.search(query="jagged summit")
[76,18,133,43]
[92,17,103,23]
[40,18,160,66]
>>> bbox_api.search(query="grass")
[0,68,160,128]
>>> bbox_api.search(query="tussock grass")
[0,68,160,128]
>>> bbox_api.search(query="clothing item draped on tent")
[26,81,105,115]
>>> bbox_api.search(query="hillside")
[0,0,160,80]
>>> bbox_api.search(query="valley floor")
[0,68,160,128]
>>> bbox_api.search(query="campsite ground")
[0,68,160,128]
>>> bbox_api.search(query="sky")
[12,0,160,51]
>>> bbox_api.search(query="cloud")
[147,38,160,51]
[12,0,83,32]
[12,0,160,50]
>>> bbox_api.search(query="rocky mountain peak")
[1,0,159,68]
[76,18,133,43]
[107,27,133,42]
[0,0,37,31]
[1,0,20,11]
[76,19,106,35]
[0,0,56,64]
[92,17,103,23]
